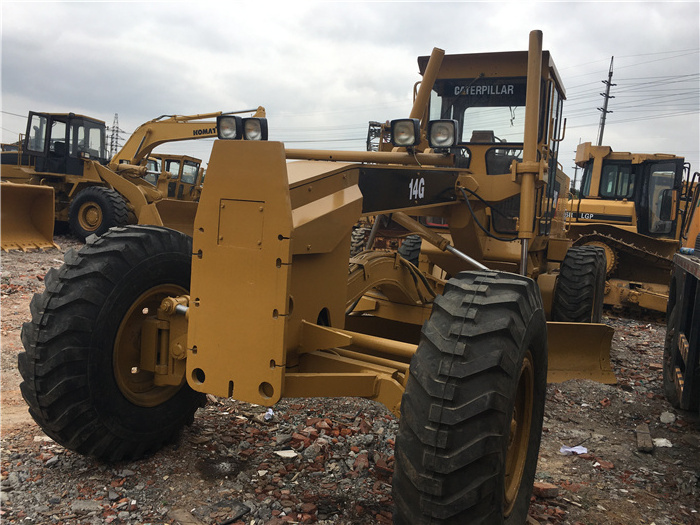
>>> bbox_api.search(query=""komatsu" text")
[193,127,216,136]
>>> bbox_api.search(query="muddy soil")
[1,237,699,524]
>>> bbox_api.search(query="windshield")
[431,76,528,143]
[181,161,199,184]
[70,118,107,161]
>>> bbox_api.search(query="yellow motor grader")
[1,108,264,247]
[19,31,613,524]
[144,153,205,201]
[568,142,699,312]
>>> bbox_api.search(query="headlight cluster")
[389,118,458,149]
[217,116,268,140]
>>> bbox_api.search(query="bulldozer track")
[573,232,674,271]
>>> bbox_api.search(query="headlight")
[428,120,458,149]
[390,119,421,147]
[216,116,268,140]
[242,118,268,141]
[217,116,242,139]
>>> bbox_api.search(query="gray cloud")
[2,1,698,174]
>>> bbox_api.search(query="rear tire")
[551,246,606,323]
[69,186,131,241]
[398,234,422,267]
[19,226,204,462]
[350,227,369,256]
[393,271,547,524]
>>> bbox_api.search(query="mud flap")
[1,183,57,251]
[546,321,616,384]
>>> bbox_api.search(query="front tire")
[19,226,204,462]
[551,246,606,323]
[69,186,131,241]
[393,271,548,524]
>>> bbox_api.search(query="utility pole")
[596,57,616,146]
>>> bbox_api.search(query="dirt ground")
[1,236,699,524]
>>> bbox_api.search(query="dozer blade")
[1,183,57,251]
[153,199,198,238]
[546,321,616,384]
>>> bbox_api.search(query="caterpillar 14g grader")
[567,142,698,312]
[1,108,264,248]
[19,31,614,524]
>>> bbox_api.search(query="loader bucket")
[153,198,198,238]
[546,322,616,384]
[1,183,57,251]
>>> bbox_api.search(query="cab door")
[638,159,684,238]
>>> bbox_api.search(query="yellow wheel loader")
[568,142,699,312]
[1,108,264,247]
[19,31,614,525]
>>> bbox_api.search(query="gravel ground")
[2,236,700,524]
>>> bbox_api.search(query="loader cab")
[23,112,109,176]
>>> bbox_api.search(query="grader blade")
[546,321,616,384]
[1,183,57,251]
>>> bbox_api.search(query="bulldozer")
[567,142,699,312]
[18,31,614,524]
[1,108,264,248]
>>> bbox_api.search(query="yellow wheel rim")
[504,350,534,517]
[113,284,186,407]
[78,202,103,232]
[584,241,616,275]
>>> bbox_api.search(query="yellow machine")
[568,142,698,311]
[682,179,700,249]
[18,32,613,524]
[1,109,264,246]
[0,181,57,251]
[145,153,204,201]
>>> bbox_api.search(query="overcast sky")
[2,1,699,184]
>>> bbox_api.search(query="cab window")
[144,158,160,186]
[181,162,199,184]
[49,120,67,154]
[71,121,105,159]
[599,162,634,199]
[165,160,181,179]
[648,165,676,234]
[27,114,48,152]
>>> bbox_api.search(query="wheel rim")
[77,201,103,232]
[504,350,534,517]
[584,241,616,276]
[114,284,186,407]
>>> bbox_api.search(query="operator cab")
[420,50,565,178]
[22,112,109,176]
[577,145,686,238]
[145,153,203,201]
[420,50,566,236]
